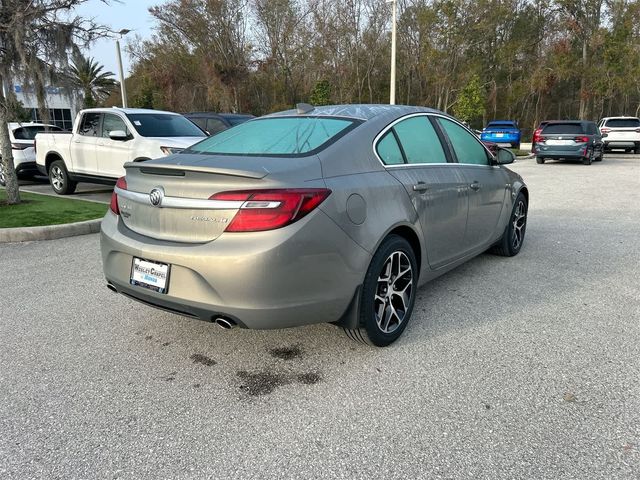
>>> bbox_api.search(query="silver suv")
[598,117,640,153]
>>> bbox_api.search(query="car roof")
[8,122,59,129]
[601,116,639,120]
[81,107,181,116]
[543,120,592,125]
[487,120,517,124]
[267,104,442,121]
[184,112,254,118]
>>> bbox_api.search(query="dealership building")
[6,83,79,131]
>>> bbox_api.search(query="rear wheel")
[582,149,593,165]
[491,192,528,257]
[49,160,77,195]
[536,156,545,164]
[343,235,417,347]
[512,142,520,150]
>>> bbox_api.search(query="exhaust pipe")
[214,317,236,330]
[106,283,117,293]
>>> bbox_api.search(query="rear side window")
[188,117,207,130]
[542,123,584,135]
[392,116,448,164]
[79,113,101,136]
[12,125,62,139]
[376,131,404,165]
[188,117,358,156]
[604,118,640,128]
[438,118,490,165]
[206,118,227,135]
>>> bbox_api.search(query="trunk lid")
[118,153,323,243]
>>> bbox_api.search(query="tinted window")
[438,118,490,165]
[188,117,357,156]
[79,113,101,136]
[126,113,205,137]
[487,122,517,129]
[586,123,597,135]
[604,118,640,128]
[12,125,62,140]
[188,117,207,130]
[542,123,584,134]
[101,114,129,138]
[392,116,447,164]
[206,118,228,135]
[226,116,253,126]
[376,131,404,165]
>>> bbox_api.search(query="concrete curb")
[0,218,102,243]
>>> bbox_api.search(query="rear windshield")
[542,123,584,134]
[187,117,359,156]
[604,118,640,128]
[126,113,205,137]
[487,123,517,129]
[13,125,62,139]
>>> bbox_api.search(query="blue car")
[480,121,521,149]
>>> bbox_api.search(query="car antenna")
[296,103,315,114]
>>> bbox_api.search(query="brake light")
[574,136,589,143]
[600,127,611,134]
[11,142,29,150]
[532,128,543,143]
[635,128,640,133]
[110,177,127,215]
[210,188,331,232]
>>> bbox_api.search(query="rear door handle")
[470,182,481,191]
[413,182,429,192]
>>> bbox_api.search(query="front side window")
[102,114,129,138]
[188,117,358,156]
[79,113,101,136]
[126,113,205,137]
[438,118,490,165]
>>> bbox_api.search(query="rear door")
[71,112,100,174]
[379,114,469,269]
[436,117,508,252]
[96,112,133,177]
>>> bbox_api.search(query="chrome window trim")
[372,112,496,168]
[115,186,245,210]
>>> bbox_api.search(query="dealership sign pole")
[388,0,397,105]
[116,29,130,108]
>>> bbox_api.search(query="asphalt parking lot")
[18,176,112,204]
[1,153,639,479]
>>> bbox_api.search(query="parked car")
[183,112,255,135]
[35,108,207,194]
[534,120,603,165]
[598,116,640,153]
[0,122,62,186]
[101,104,529,347]
[480,120,521,149]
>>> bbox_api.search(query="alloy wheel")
[51,165,64,191]
[511,200,527,250]
[374,251,413,334]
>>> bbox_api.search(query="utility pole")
[388,0,397,105]
[116,29,131,108]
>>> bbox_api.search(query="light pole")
[116,28,130,108]
[387,0,397,105]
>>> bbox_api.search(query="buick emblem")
[149,187,164,207]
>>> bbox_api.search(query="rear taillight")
[110,177,127,215]
[574,136,589,143]
[635,128,640,133]
[532,128,543,143]
[600,127,611,134]
[210,188,331,232]
[11,143,29,150]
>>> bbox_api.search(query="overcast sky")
[74,0,158,78]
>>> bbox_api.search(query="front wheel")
[491,192,528,257]
[49,160,77,195]
[343,235,417,347]
[536,156,545,164]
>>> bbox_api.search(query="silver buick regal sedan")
[101,104,528,347]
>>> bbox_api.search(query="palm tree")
[68,55,118,108]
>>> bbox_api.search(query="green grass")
[0,189,108,228]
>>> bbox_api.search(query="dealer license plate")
[547,139,573,146]
[495,133,504,138]
[130,257,170,294]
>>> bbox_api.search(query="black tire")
[490,192,528,257]
[595,149,604,161]
[343,235,418,347]
[536,156,545,164]
[634,144,640,154]
[582,149,593,165]
[512,142,520,150]
[49,160,77,195]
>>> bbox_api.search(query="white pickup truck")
[35,107,207,194]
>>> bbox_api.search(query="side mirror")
[109,130,129,141]
[495,147,516,165]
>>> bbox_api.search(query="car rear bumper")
[100,209,371,330]
[480,134,520,144]
[15,161,39,176]
[604,140,638,148]
[534,145,589,159]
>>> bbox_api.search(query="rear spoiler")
[124,161,269,179]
